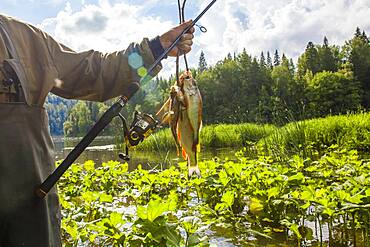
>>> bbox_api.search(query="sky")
[1,0,370,78]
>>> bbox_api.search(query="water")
[53,136,240,169]
[53,136,368,246]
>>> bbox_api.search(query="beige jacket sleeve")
[0,14,162,105]
[48,37,162,102]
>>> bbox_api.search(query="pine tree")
[267,51,273,69]
[305,42,320,74]
[355,27,362,37]
[227,52,232,60]
[274,50,280,66]
[282,53,288,64]
[318,36,337,72]
[260,52,266,66]
[344,28,370,107]
[361,30,369,43]
[198,50,208,72]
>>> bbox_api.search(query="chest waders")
[0,22,61,247]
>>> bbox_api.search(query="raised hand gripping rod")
[141,0,217,83]
[36,0,218,199]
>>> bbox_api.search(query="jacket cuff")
[139,38,162,82]
[148,36,167,61]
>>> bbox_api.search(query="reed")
[259,112,370,157]
[135,123,277,151]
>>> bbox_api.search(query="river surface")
[53,136,240,169]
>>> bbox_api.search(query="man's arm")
[47,21,194,102]
[47,38,161,102]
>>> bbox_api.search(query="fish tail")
[188,152,201,178]
[188,165,201,178]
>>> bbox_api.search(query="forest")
[50,28,370,246]
[44,27,369,137]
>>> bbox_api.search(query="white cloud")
[38,0,370,79]
[198,0,370,63]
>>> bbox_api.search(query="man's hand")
[160,20,195,57]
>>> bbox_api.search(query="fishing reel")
[118,110,159,161]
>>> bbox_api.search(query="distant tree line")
[46,28,370,136]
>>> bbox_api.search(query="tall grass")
[134,113,370,157]
[135,123,277,151]
[259,112,370,158]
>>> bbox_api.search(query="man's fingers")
[178,46,192,55]
[179,39,193,47]
[181,33,194,41]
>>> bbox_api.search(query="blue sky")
[1,0,370,78]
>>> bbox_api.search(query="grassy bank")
[259,112,370,157]
[135,123,277,151]
[135,113,370,158]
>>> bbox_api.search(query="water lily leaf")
[81,191,99,203]
[323,208,335,216]
[221,191,235,207]
[84,160,95,171]
[300,202,311,210]
[336,190,350,201]
[267,187,280,199]
[187,233,201,247]
[348,194,365,204]
[366,188,370,197]
[137,199,175,222]
[65,223,78,240]
[288,172,305,182]
[219,170,230,186]
[249,198,264,214]
[291,190,300,199]
[110,212,124,227]
[301,191,313,201]
[100,193,113,203]
[287,222,302,240]
[165,225,181,247]
[299,226,313,240]
[215,203,226,211]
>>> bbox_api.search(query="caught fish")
[156,85,184,155]
[156,70,202,177]
[177,71,202,177]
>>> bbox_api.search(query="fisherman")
[0,14,195,247]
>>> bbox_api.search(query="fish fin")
[156,97,171,117]
[161,112,171,124]
[177,127,181,142]
[182,148,187,160]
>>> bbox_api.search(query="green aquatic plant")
[59,147,370,246]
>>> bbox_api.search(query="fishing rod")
[36,0,218,199]
[141,0,217,84]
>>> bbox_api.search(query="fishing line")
[139,0,217,90]
[181,0,189,71]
